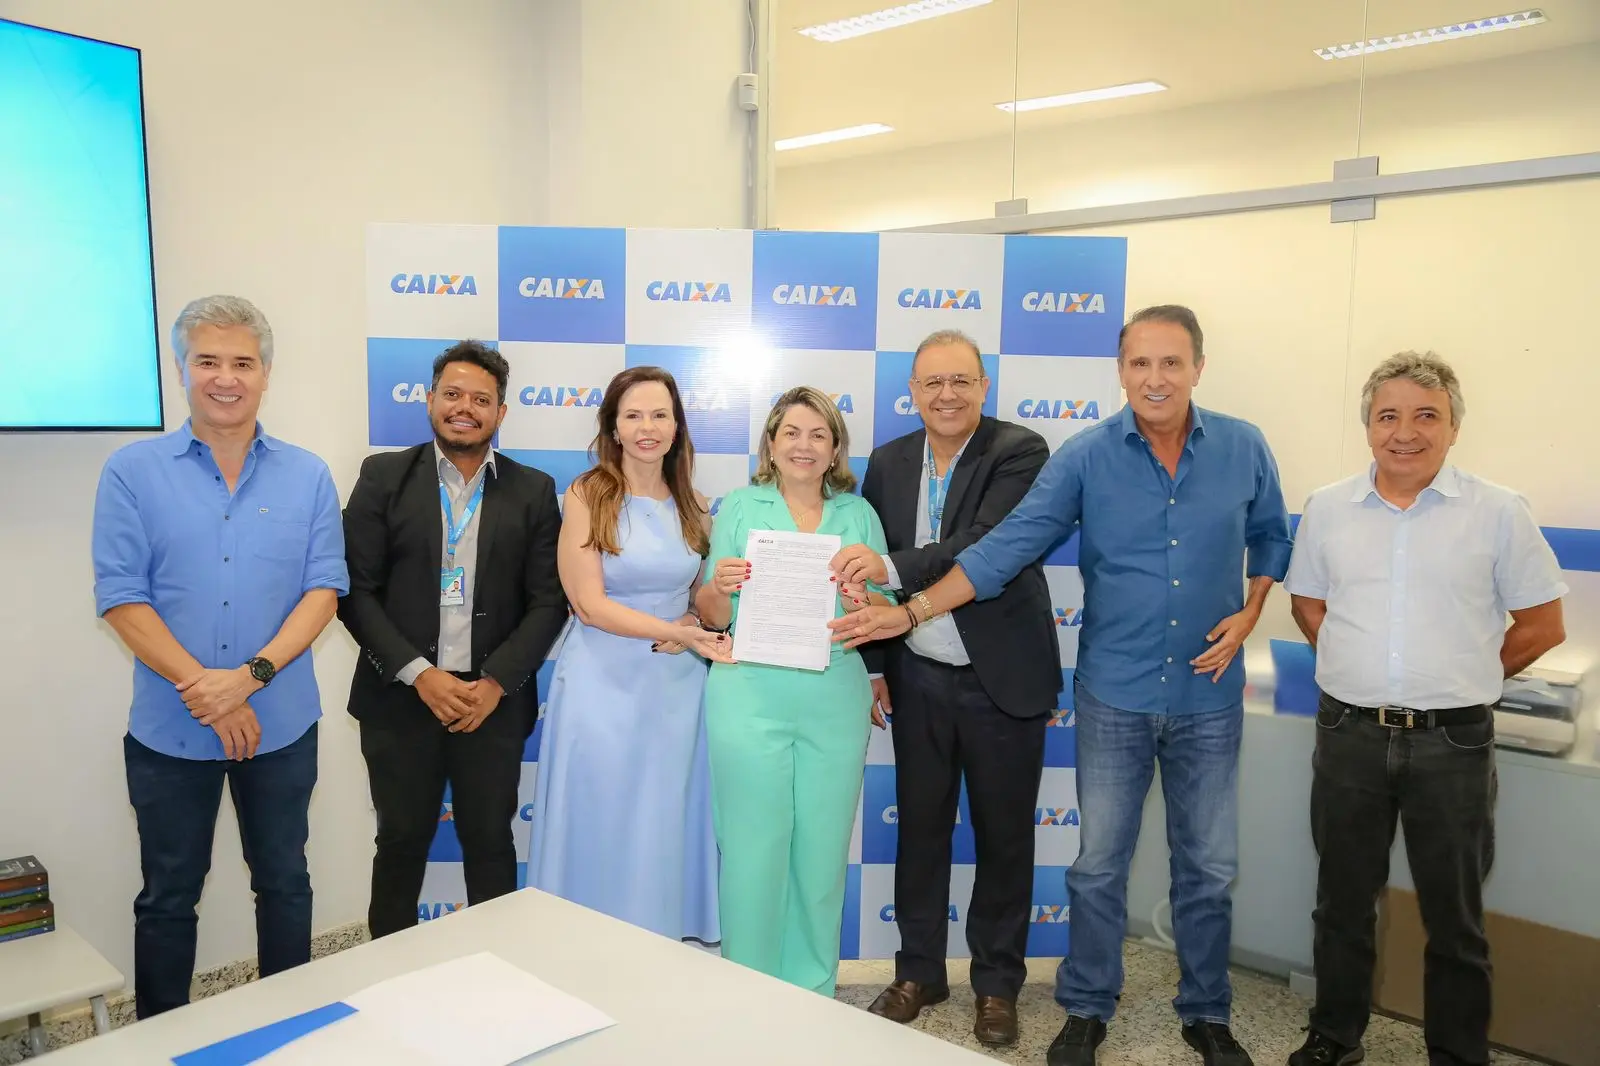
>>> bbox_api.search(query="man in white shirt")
[1283,351,1566,1066]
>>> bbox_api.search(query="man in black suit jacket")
[833,329,1060,1048]
[339,340,566,939]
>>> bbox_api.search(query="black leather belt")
[1337,699,1489,730]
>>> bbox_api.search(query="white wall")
[774,44,1600,232]
[0,0,751,988]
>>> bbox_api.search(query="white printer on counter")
[1493,667,1584,757]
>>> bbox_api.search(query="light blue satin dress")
[526,494,720,942]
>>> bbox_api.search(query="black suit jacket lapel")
[406,444,445,576]
[471,460,505,602]
[939,417,995,540]
[888,431,924,551]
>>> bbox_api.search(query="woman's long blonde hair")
[752,386,855,496]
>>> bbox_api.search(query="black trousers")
[889,651,1048,999]
[360,686,530,939]
[1309,693,1497,1066]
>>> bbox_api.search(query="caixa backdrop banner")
[365,224,1128,960]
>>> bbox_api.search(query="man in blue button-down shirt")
[834,306,1291,1066]
[92,295,349,1019]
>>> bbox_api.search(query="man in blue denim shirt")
[834,306,1292,1066]
[92,295,349,1019]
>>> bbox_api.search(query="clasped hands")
[177,666,264,761]
[415,668,506,733]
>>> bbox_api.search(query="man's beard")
[434,420,492,454]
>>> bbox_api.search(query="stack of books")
[0,855,52,945]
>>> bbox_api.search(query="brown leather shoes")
[973,995,1019,1047]
[867,979,950,1023]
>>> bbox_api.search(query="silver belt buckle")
[1376,705,1416,729]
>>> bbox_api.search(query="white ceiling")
[772,0,1600,165]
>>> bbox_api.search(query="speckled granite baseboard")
[0,921,368,1064]
[836,941,1539,1066]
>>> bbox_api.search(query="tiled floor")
[835,944,1536,1065]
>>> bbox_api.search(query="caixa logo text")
[418,901,464,921]
[898,287,981,310]
[1021,291,1104,314]
[1054,607,1083,627]
[1018,399,1101,421]
[520,803,535,822]
[390,273,477,295]
[680,386,734,412]
[1036,807,1080,826]
[520,385,604,407]
[437,802,453,823]
[771,390,854,414]
[772,283,857,306]
[892,394,919,416]
[519,276,605,299]
[881,904,958,923]
[1031,904,1070,924]
[646,280,732,303]
[1048,708,1076,728]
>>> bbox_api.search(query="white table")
[0,925,124,1056]
[39,889,994,1064]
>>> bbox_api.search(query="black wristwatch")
[246,656,277,687]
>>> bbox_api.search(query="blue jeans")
[123,725,318,1018]
[1056,680,1242,1026]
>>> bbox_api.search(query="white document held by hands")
[733,529,842,672]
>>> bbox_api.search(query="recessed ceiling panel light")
[798,0,993,44]
[774,123,895,151]
[996,81,1169,113]
[1314,8,1545,60]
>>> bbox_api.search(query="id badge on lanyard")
[440,477,484,607]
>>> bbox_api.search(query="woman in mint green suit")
[695,386,892,995]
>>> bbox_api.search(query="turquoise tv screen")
[0,18,161,431]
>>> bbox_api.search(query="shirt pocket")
[245,503,313,569]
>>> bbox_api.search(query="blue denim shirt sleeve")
[92,454,153,616]
[302,464,351,596]
[1243,431,1293,582]
[956,439,1085,601]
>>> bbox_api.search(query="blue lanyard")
[925,440,963,544]
[439,475,486,565]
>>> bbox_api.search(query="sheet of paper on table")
[732,530,842,672]
[256,953,615,1066]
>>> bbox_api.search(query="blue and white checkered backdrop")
[364,224,1129,960]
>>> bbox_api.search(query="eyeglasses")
[912,374,984,395]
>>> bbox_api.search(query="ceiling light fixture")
[774,123,895,151]
[996,80,1169,113]
[1313,8,1545,60]
[798,0,993,44]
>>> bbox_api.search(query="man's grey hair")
[1360,350,1465,426]
[171,295,275,370]
[911,329,985,377]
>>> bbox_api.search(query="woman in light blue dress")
[526,366,734,942]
